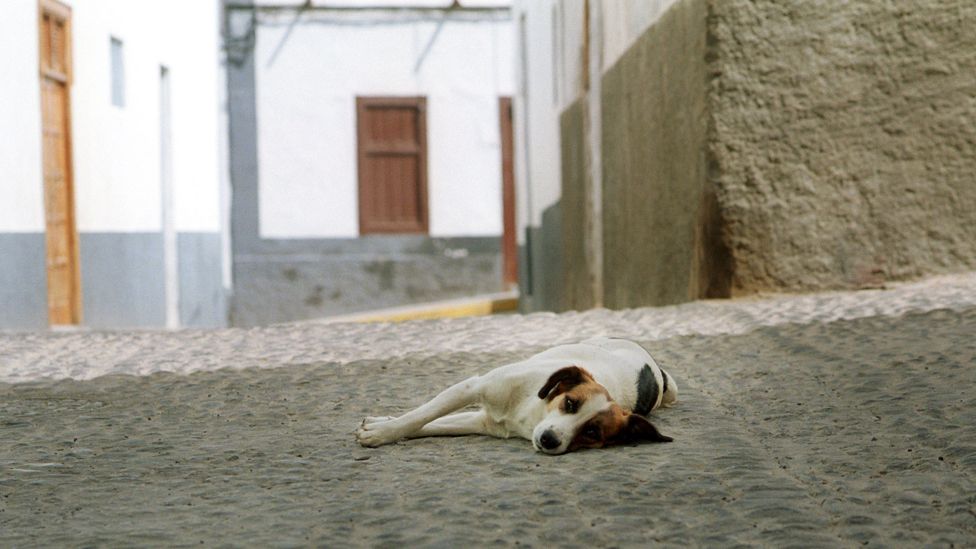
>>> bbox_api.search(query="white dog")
[356,337,677,454]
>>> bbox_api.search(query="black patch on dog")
[661,368,669,394]
[634,364,659,416]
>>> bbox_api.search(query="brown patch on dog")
[553,381,612,414]
[538,366,596,401]
[539,366,615,422]
[569,406,673,451]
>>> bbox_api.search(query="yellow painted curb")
[317,292,519,324]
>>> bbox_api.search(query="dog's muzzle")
[537,430,561,452]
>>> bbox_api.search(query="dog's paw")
[356,417,401,448]
[364,416,396,424]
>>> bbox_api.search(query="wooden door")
[357,97,428,234]
[499,97,518,288]
[39,0,81,325]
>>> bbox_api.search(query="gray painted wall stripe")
[79,232,167,329]
[1,231,225,330]
[178,232,226,328]
[0,233,48,330]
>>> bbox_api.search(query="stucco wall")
[527,0,976,313]
[708,0,976,292]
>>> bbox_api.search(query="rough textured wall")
[709,0,976,292]
[601,0,718,308]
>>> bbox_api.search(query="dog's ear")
[613,414,673,444]
[538,365,592,401]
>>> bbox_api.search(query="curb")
[313,290,519,324]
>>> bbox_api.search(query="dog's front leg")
[359,411,492,438]
[408,411,494,438]
[357,376,482,447]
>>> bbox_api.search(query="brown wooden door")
[499,97,518,288]
[39,0,82,325]
[357,97,428,234]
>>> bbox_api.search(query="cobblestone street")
[2,286,976,546]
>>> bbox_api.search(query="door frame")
[499,97,517,288]
[38,0,82,325]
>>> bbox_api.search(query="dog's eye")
[564,398,578,414]
[583,425,600,439]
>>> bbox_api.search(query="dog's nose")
[539,430,560,450]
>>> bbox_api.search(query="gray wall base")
[231,239,502,327]
[179,232,227,328]
[518,203,563,313]
[2,231,226,330]
[80,233,166,328]
[0,233,47,330]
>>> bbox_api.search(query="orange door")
[39,0,81,325]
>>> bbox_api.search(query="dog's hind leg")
[357,376,483,447]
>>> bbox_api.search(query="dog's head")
[532,365,672,455]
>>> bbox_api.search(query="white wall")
[511,0,563,233]
[0,0,45,232]
[70,0,222,233]
[165,2,224,234]
[0,0,223,235]
[254,9,515,238]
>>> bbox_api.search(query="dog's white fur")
[356,337,677,454]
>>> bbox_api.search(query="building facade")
[225,0,516,326]
[513,0,976,313]
[0,0,228,330]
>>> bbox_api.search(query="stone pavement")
[2,306,976,546]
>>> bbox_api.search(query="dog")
[356,337,677,454]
